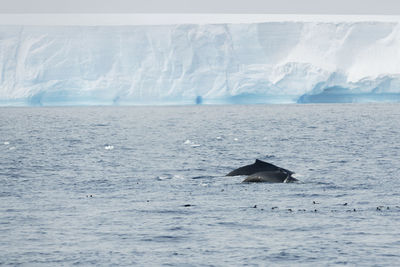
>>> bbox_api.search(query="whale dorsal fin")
[255,159,276,168]
[227,159,295,177]
[254,159,293,173]
[255,159,266,165]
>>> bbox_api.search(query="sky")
[1,0,400,14]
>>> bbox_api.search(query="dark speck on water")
[1,104,400,266]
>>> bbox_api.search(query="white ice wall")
[0,21,400,105]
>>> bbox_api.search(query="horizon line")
[1,13,400,26]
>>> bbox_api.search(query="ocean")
[1,104,400,266]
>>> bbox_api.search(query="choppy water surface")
[1,104,400,266]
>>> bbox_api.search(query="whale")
[226,159,297,183]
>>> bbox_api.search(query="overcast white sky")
[1,0,400,14]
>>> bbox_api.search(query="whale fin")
[255,159,294,175]
[254,159,280,170]
[227,159,295,176]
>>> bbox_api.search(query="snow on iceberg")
[1,21,400,106]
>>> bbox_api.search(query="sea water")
[1,104,400,266]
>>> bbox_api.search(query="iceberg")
[1,19,400,106]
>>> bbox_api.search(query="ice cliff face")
[1,21,400,105]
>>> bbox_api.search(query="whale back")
[242,171,287,183]
[226,159,292,176]
[242,171,298,183]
